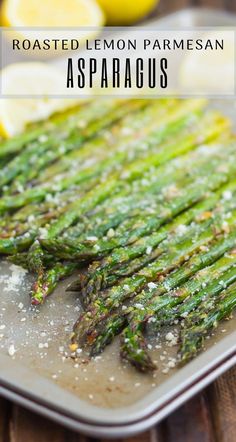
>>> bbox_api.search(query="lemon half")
[179,31,234,95]
[97,0,157,25]
[0,62,88,137]
[1,0,104,27]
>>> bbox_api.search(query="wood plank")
[99,430,154,442]
[194,0,227,8]
[0,397,11,442]
[150,0,234,19]
[157,393,215,442]
[205,366,236,442]
[9,405,69,442]
[226,0,236,12]
[151,0,191,18]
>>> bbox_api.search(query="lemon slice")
[1,0,104,28]
[179,31,234,95]
[0,62,89,137]
[97,0,157,25]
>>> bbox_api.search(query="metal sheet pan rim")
[0,350,235,438]
[0,331,235,427]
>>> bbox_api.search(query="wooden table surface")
[1,0,236,441]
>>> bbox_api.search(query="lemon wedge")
[97,0,157,25]
[1,0,104,28]
[179,31,234,95]
[0,62,88,137]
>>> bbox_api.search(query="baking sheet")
[0,7,236,437]
[0,260,235,409]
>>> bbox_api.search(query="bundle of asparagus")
[0,97,235,372]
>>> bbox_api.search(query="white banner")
[0,27,235,97]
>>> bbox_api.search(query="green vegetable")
[0,97,234,373]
